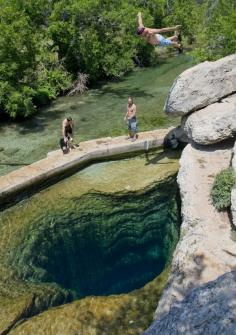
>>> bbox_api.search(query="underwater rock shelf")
[0,128,173,206]
[8,180,179,298]
[0,152,180,335]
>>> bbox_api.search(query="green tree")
[2,0,234,119]
[192,0,236,61]
[164,0,206,44]
[49,0,157,81]
[164,0,236,61]
[0,2,38,117]
[0,0,71,118]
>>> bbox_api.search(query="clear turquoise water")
[4,178,180,298]
[0,54,192,176]
[0,152,180,298]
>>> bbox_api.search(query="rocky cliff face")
[154,141,236,321]
[143,270,236,335]
[164,54,236,147]
[164,54,236,116]
[182,94,236,145]
[146,54,236,334]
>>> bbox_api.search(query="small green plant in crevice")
[211,167,236,210]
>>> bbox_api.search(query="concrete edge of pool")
[0,127,173,205]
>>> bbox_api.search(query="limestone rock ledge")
[164,54,236,116]
[143,270,236,335]
[153,142,236,321]
[182,93,236,145]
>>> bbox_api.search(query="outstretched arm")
[147,25,181,35]
[137,12,144,28]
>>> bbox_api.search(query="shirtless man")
[61,116,74,152]
[137,12,183,53]
[124,96,137,141]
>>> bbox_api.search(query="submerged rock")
[182,93,236,145]
[143,270,236,335]
[7,269,170,335]
[164,54,236,116]
[0,271,72,335]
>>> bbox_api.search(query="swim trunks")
[64,124,72,138]
[128,117,137,132]
[156,34,173,47]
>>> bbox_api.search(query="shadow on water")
[95,86,155,99]
[0,162,31,166]
[0,104,67,136]
[15,109,66,135]
[145,150,181,165]
[1,86,155,136]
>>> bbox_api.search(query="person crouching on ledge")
[60,116,74,153]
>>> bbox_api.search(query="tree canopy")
[0,0,235,119]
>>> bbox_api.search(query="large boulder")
[182,93,236,145]
[164,54,236,116]
[143,270,236,335]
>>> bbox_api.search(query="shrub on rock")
[211,168,236,210]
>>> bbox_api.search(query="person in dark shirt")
[60,117,74,153]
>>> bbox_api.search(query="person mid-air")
[137,12,183,53]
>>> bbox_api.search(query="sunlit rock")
[143,270,236,335]
[165,54,236,116]
[154,142,236,319]
[182,93,236,145]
